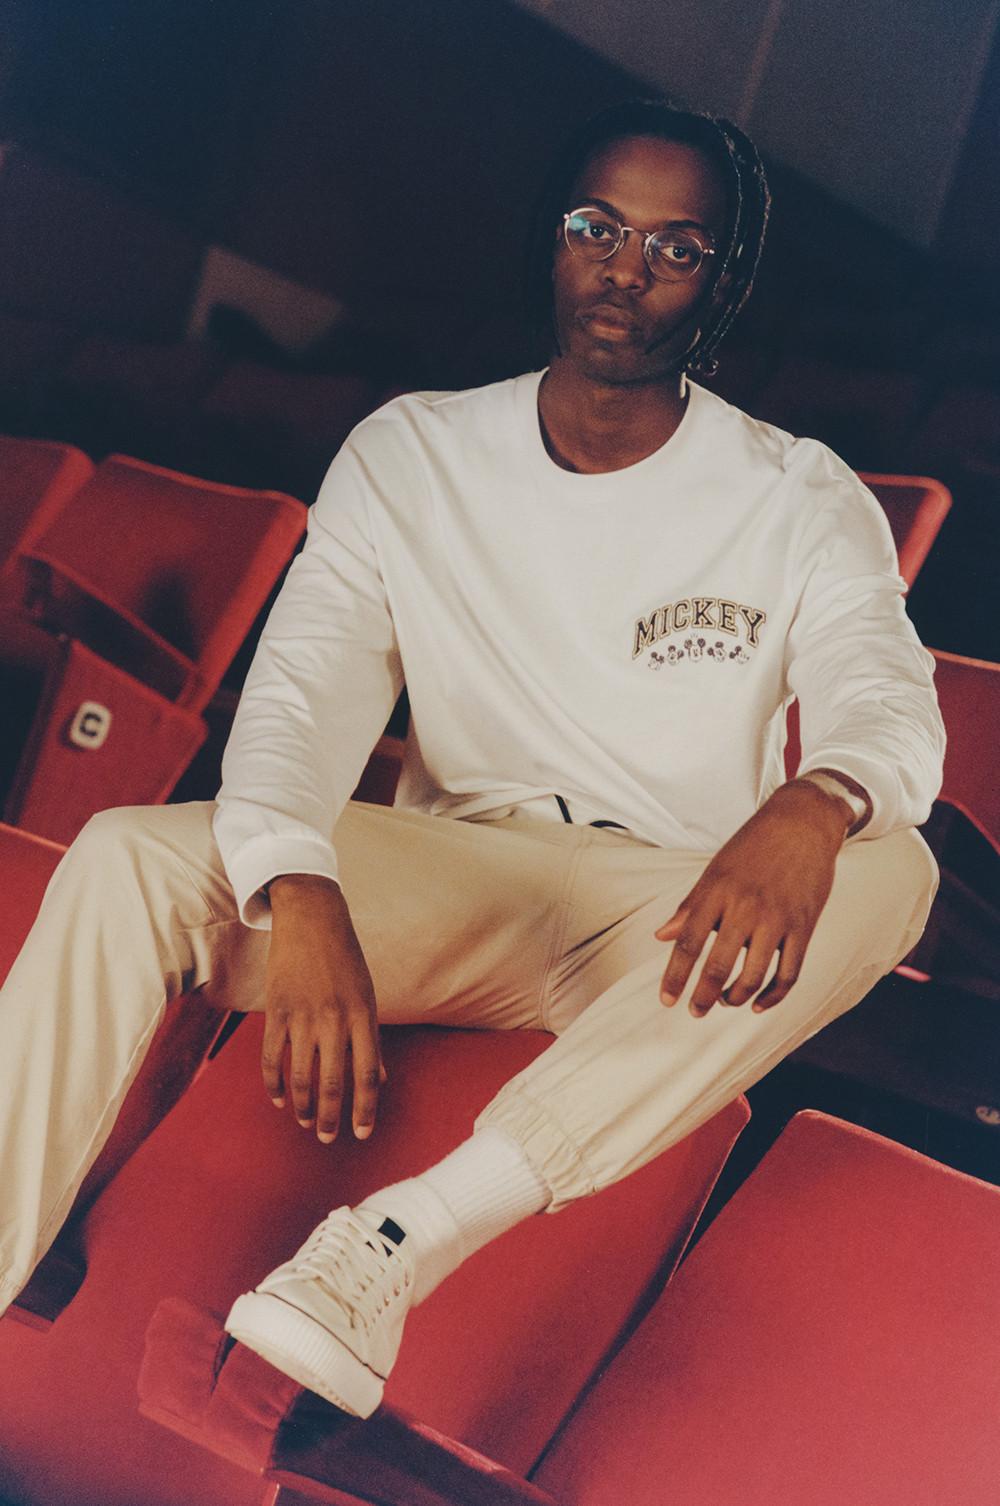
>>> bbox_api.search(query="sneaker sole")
[224,1292,385,1419]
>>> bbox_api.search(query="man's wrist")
[266,872,347,919]
[795,769,872,838]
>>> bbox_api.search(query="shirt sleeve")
[213,437,404,927]
[784,444,945,840]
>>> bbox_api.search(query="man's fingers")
[261,1012,289,1106]
[723,930,781,1008]
[687,922,747,1016]
[351,1016,383,1141]
[659,903,719,1006]
[752,933,806,1012]
[314,1021,348,1143]
[654,904,689,942]
[289,1021,323,1128]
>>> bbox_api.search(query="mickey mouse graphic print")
[633,597,767,667]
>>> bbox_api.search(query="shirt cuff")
[225,833,342,929]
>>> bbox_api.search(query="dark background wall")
[5,0,998,359]
[0,0,997,658]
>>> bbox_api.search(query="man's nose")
[602,230,651,290]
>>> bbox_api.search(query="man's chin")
[574,345,682,388]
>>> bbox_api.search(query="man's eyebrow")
[577,196,715,236]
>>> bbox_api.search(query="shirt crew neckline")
[518,367,702,496]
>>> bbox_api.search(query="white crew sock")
[358,1126,551,1304]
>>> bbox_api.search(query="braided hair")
[523,99,771,378]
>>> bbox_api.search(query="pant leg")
[0,799,579,1306]
[478,827,939,1211]
[0,802,265,1308]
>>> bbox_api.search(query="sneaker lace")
[293,1212,410,1336]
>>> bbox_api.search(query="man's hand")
[656,780,855,1017]
[263,874,384,1142]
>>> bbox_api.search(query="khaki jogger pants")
[0,798,938,1311]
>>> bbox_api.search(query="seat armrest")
[139,1299,559,1506]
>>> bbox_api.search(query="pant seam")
[538,839,589,1032]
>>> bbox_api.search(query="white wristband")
[798,771,870,832]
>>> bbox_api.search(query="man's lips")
[578,302,644,339]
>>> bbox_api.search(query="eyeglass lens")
[564,208,708,281]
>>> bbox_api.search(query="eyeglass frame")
[562,205,717,282]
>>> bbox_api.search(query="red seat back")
[536,1110,1000,1506]
[783,470,950,778]
[858,471,952,587]
[0,436,93,576]
[931,647,1000,844]
[2,633,207,845]
[26,454,307,709]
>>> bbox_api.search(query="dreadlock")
[523,99,771,378]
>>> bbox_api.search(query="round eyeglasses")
[563,206,716,282]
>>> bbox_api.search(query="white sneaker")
[224,1207,414,1418]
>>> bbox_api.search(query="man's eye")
[663,240,694,261]
[583,221,612,240]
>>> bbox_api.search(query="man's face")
[551,134,729,386]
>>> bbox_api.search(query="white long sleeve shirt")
[215,371,945,927]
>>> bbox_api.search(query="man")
[0,102,943,1422]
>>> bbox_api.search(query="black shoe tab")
[377,1216,407,1248]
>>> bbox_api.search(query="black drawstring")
[553,795,626,832]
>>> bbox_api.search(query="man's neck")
[538,359,688,474]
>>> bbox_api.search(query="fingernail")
[690,1002,710,1018]
[271,1096,285,1108]
[297,1117,315,1129]
[317,1129,336,1144]
[660,991,677,1007]
[354,1123,373,1140]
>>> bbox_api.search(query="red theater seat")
[0,616,207,845]
[162,1113,1000,1506]
[901,648,1000,990]
[534,1110,1000,1506]
[1,456,306,837]
[857,471,952,589]
[931,647,1000,845]
[16,453,307,710]
[783,469,951,777]
[0,435,93,585]
[1,1009,748,1506]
